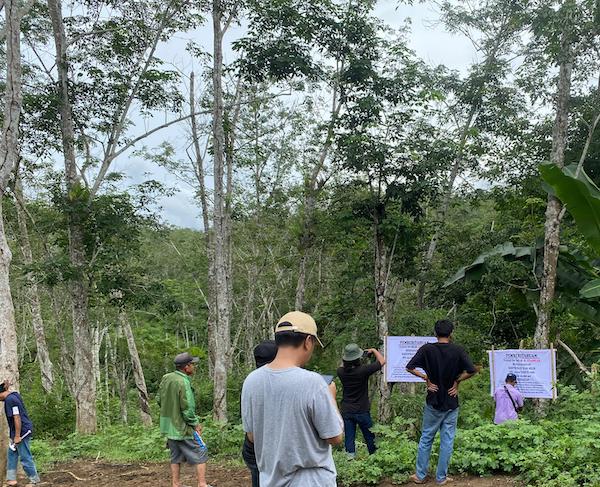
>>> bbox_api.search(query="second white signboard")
[488,349,557,399]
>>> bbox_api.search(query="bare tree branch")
[92,0,187,197]
[557,339,591,376]
[109,110,210,163]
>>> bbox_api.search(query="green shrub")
[335,426,416,485]
[28,375,600,486]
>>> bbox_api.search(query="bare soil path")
[29,461,519,486]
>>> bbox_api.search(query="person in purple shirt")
[494,373,524,425]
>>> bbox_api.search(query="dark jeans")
[248,465,259,487]
[342,411,377,454]
[242,437,260,487]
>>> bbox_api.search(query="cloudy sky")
[110,1,477,230]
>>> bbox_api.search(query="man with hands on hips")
[406,320,477,486]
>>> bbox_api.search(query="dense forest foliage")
[2,0,600,485]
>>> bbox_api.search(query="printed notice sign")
[489,349,557,399]
[385,336,437,383]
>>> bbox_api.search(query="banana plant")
[444,240,600,323]
[539,162,600,300]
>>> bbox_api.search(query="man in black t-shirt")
[406,320,476,485]
[337,343,386,459]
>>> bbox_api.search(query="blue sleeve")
[5,396,18,417]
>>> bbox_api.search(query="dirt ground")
[30,461,519,486]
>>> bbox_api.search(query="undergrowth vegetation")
[31,375,600,486]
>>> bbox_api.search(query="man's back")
[241,366,342,487]
[406,342,476,411]
[158,371,197,440]
[494,384,524,424]
[337,362,382,414]
[4,392,33,439]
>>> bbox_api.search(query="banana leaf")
[539,163,600,253]
[443,242,535,287]
[580,279,600,299]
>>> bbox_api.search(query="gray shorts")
[167,439,208,465]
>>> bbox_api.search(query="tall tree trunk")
[295,190,316,311]
[294,85,340,311]
[244,262,258,369]
[416,107,477,308]
[50,289,74,394]
[211,0,230,422]
[107,332,128,424]
[0,0,23,478]
[535,48,573,350]
[190,72,217,379]
[14,175,54,392]
[92,324,105,386]
[373,211,392,422]
[121,311,152,426]
[0,202,18,482]
[48,0,97,433]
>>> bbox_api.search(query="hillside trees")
[0,0,23,477]
[44,0,200,433]
[415,0,527,308]
[335,34,446,419]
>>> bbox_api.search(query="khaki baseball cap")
[275,311,324,347]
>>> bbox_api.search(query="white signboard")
[489,349,557,399]
[385,336,437,383]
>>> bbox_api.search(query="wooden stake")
[384,335,388,383]
[550,343,557,400]
[490,346,496,396]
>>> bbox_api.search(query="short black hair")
[434,319,454,338]
[275,331,313,348]
[254,340,278,368]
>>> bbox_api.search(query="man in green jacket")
[158,352,210,487]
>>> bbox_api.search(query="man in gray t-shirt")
[241,311,343,487]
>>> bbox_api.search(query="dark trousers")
[242,438,260,487]
[248,465,259,487]
[343,411,377,454]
